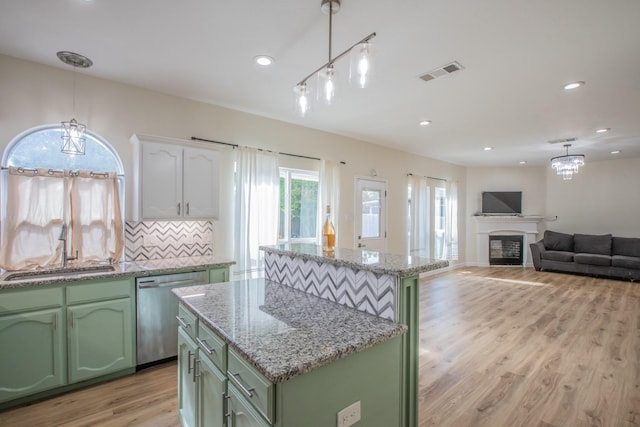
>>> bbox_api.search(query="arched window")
[1,125,125,270]
[2,125,124,173]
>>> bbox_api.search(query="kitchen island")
[260,243,450,427]
[173,279,407,427]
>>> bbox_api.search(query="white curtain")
[407,174,429,258]
[317,160,341,246]
[233,147,279,278]
[69,170,124,263]
[0,167,123,270]
[0,167,66,270]
[444,181,459,261]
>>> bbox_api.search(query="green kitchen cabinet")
[67,298,134,383]
[198,350,227,427]
[178,321,228,427]
[0,308,66,403]
[66,278,135,384]
[228,383,270,427]
[208,266,229,284]
[179,327,199,427]
[0,277,135,409]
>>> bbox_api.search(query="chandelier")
[293,0,376,116]
[551,144,585,180]
[57,51,93,155]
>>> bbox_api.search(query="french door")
[355,178,387,252]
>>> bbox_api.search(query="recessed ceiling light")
[596,128,610,133]
[611,150,621,154]
[519,161,527,165]
[484,147,493,151]
[419,120,432,126]
[563,81,585,90]
[254,55,274,66]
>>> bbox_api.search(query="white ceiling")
[1,0,639,167]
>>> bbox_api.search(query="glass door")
[355,178,387,252]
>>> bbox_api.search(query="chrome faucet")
[58,222,78,268]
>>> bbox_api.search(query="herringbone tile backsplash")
[125,220,213,261]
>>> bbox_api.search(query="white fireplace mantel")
[473,216,544,267]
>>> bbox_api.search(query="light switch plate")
[337,401,361,427]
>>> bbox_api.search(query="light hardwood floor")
[2,267,639,427]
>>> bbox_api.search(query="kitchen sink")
[3,265,116,281]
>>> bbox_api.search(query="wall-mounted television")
[481,191,522,215]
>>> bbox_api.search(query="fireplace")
[489,235,524,266]
[473,216,542,267]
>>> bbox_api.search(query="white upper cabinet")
[132,135,220,220]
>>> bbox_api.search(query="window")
[1,125,125,269]
[278,168,318,243]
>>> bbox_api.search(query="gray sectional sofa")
[530,230,640,281]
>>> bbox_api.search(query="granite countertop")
[0,255,235,289]
[260,243,450,278]
[173,279,407,383]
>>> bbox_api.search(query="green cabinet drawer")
[66,279,132,305]
[177,304,197,339]
[228,348,274,424]
[197,321,226,373]
[0,287,63,315]
[228,383,271,427]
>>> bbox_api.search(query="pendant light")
[57,51,93,155]
[551,144,585,180]
[293,0,376,116]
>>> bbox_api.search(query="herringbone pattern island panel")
[264,251,396,320]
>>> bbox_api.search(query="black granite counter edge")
[0,259,235,289]
[260,245,450,278]
[178,294,408,384]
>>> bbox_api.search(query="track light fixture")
[294,0,376,116]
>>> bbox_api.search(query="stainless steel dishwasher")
[136,270,208,367]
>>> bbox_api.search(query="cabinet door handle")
[52,313,57,331]
[223,393,231,422]
[176,316,190,329]
[69,312,74,328]
[193,359,200,382]
[177,202,181,215]
[227,371,255,398]
[186,202,190,216]
[187,350,194,375]
[196,337,215,355]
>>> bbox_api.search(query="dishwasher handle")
[137,278,206,289]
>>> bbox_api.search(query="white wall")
[0,54,466,261]
[465,166,547,263]
[545,157,640,237]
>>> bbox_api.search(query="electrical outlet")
[337,401,361,427]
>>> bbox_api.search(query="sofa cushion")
[612,237,640,257]
[573,233,612,255]
[541,250,574,263]
[611,255,640,269]
[574,253,612,266]
[543,230,574,252]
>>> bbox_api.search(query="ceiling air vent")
[547,137,577,144]
[419,61,464,82]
